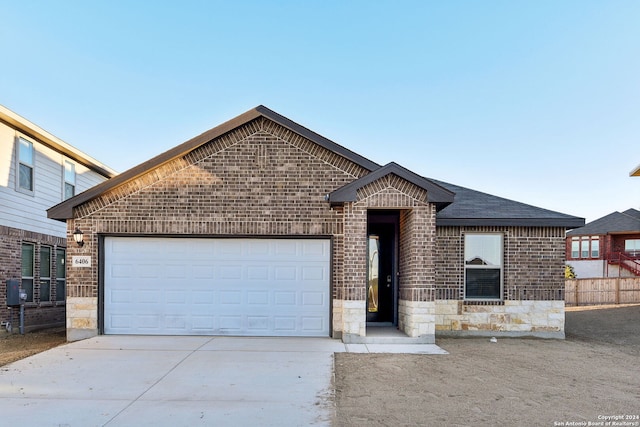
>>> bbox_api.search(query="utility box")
[6,279,21,307]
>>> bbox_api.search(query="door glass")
[367,235,379,313]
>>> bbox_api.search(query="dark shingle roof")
[329,162,454,208]
[566,209,640,236]
[47,105,586,230]
[432,179,585,228]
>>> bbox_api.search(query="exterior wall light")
[73,228,84,247]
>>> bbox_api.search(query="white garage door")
[104,237,330,336]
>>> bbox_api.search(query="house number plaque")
[72,256,92,268]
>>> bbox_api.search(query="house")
[631,164,640,177]
[566,209,640,278]
[0,105,116,332]
[47,106,584,342]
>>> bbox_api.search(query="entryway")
[367,211,399,327]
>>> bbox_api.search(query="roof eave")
[47,105,384,221]
[0,104,117,179]
[436,217,586,228]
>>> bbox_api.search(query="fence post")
[615,277,620,304]
[575,280,579,306]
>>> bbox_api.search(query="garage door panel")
[104,237,330,336]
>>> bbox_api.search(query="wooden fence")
[565,277,640,306]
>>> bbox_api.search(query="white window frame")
[63,160,76,200]
[570,236,600,259]
[464,233,504,301]
[16,135,35,195]
[625,239,640,256]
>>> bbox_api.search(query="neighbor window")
[625,239,640,255]
[571,236,599,259]
[55,248,66,302]
[464,234,503,300]
[17,137,35,193]
[40,246,52,302]
[21,243,35,303]
[63,160,75,200]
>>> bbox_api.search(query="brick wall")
[69,118,373,334]
[0,225,66,331]
[435,226,567,301]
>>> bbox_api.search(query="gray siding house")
[0,105,116,331]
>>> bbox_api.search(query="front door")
[367,218,396,323]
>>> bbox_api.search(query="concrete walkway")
[0,336,446,426]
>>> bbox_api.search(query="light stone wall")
[67,297,98,341]
[435,300,565,338]
[334,299,366,340]
[398,300,435,342]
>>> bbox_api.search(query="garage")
[103,237,330,336]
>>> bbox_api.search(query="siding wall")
[0,121,107,237]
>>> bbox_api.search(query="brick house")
[48,106,583,342]
[1,105,116,332]
[566,209,640,278]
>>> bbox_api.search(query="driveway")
[0,335,445,426]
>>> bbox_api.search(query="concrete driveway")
[0,336,343,426]
[0,335,446,426]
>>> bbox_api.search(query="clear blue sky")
[2,1,639,223]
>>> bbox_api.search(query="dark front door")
[367,218,396,323]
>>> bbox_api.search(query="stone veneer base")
[435,300,565,339]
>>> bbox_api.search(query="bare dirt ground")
[0,327,66,367]
[334,304,640,427]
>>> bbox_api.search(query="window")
[56,248,66,302]
[464,234,503,300]
[17,137,35,193]
[40,246,52,302]
[570,236,600,259]
[63,160,75,199]
[625,239,640,255]
[21,243,35,303]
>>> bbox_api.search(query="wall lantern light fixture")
[72,228,84,247]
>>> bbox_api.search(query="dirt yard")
[334,304,640,427]
[0,327,66,367]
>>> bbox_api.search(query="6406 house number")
[72,256,91,268]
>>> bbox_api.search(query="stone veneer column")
[67,297,99,341]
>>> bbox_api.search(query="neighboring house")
[566,209,640,278]
[48,106,583,342]
[631,163,640,177]
[0,105,116,332]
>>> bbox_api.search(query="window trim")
[625,239,640,256]
[16,135,35,195]
[40,245,52,303]
[21,242,35,303]
[463,233,504,301]
[570,236,600,259]
[63,159,76,200]
[55,247,66,303]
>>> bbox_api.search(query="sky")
[1,1,639,223]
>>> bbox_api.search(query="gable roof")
[328,162,454,209]
[566,209,640,236]
[631,163,640,177]
[432,179,585,228]
[47,105,584,229]
[48,105,381,220]
[0,104,116,179]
